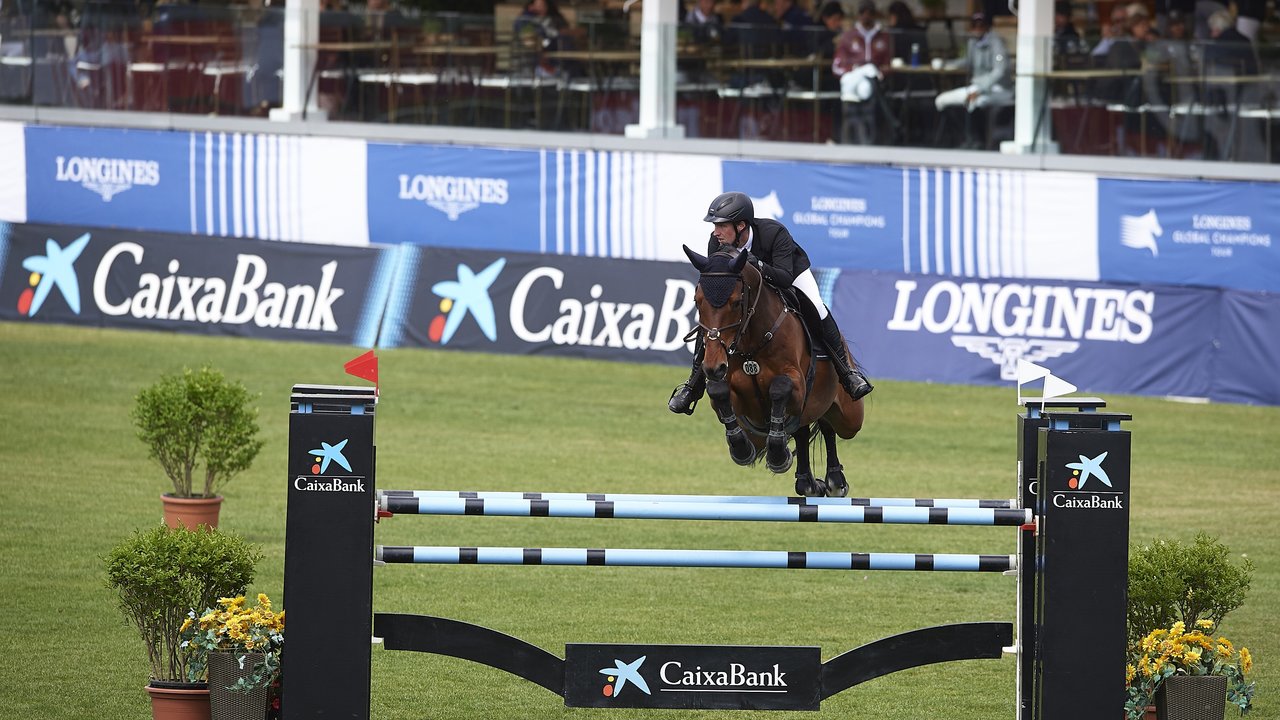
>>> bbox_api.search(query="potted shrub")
[1124,533,1256,720]
[105,524,263,720]
[132,366,265,529]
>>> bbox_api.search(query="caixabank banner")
[832,269,1280,406]
[376,245,700,365]
[0,221,394,346]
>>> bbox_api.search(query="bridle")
[689,262,792,372]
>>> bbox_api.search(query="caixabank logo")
[15,233,91,318]
[1053,451,1124,510]
[294,438,365,493]
[389,248,699,365]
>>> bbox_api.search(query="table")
[1022,68,1143,155]
[295,40,410,119]
[1165,75,1277,160]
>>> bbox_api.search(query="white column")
[625,0,685,139]
[1001,0,1056,154]
[271,0,326,122]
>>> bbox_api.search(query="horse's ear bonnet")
[696,250,744,309]
[703,192,755,225]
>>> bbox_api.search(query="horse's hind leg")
[707,379,756,466]
[792,424,825,497]
[765,375,794,474]
[819,419,849,498]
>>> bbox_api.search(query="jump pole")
[281,385,1129,720]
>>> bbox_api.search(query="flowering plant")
[179,593,284,691]
[1125,620,1254,719]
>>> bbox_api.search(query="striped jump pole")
[376,545,1018,573]
[381,489,1017,509]
[378,495,1032,526]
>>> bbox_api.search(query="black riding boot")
[819,314,873,401]
[668,337,707,415]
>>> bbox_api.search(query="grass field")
[1,320,1276,720]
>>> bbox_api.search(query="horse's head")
[684,244,756,381]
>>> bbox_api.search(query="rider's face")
[711,221,742,246]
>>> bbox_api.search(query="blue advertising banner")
[25,126,191,234]
[1097,178,1280,293]
[377,245,699,366]
[721,160,904,271]
[832,270,1219,401]
[366,143,543,251]
[0,221,394,346]
[1213,289,1280,406]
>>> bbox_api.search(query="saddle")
[773,284,830,361]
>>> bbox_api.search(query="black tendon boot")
[668,338,707,414]
[819,314,874,401]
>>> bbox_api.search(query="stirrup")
[668,383,700,415]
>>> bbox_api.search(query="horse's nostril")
[708,363,728,381]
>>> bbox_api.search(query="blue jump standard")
[376,546,1017,572]
[379,489,1017,510]
[379,495,1031,526]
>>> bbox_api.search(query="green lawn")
[1,321,1275,719]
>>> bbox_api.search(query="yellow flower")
[180,617,193,633]
[1240,648,1252,674]
[1184,649,1202,665]
[1195,619,1214,629]
[1170,621,1185,636]
[1126,664,1136,684]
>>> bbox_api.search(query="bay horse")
[684,245,864,497]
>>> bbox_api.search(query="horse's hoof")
[767,449,793,475]
[728,440,756,466]
[826,468,849,498]
[795,474,825,497]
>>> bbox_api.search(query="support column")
[270,0,326,122]
[281,385,377,720]
[1034,409,1131,720]
[625,0,685,139]
[1001,0,1056,154]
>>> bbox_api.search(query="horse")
[683,245,864,497]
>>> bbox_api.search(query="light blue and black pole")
[282,383,377,720]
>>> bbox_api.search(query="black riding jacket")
[704,218,812,289]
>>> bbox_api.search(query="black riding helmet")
[703,192,754,225]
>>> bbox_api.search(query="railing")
[0,3,1275,163]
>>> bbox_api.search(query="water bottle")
[911,43,920,67]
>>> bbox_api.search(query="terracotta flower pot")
[146,681,211,720]
[161,494,224,531]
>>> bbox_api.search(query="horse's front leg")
[792,424,822,496]
[765,375,794,474]
[818,419,848,498]
[707,379,756,466]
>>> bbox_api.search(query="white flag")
[1042,373,1078,401]
[1016,359,1053,404]
[1017,359,1051,385]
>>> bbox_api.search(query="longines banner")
[0,222,393,346]
[1097,177,1280,293]
[832,269,1280,406]
[375,245,700,365]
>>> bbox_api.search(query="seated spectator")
[1091,4,1128,62]
[728,0,780,61]
[885,0,928,66]
[934,12,1013,149]
[513,0,576,78]
[1203,9,1259,76]
[683,0,724,47]
[360,0,414,42]
[1097,4,1149,105]
[774,0,819,57]
[833,0,894,145]
[1053,1,1083,57]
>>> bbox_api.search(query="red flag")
[344,350,379,386]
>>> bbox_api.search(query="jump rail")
[382,489,1018,509]
[378,495,1032,526]
[376,545,1019,572]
